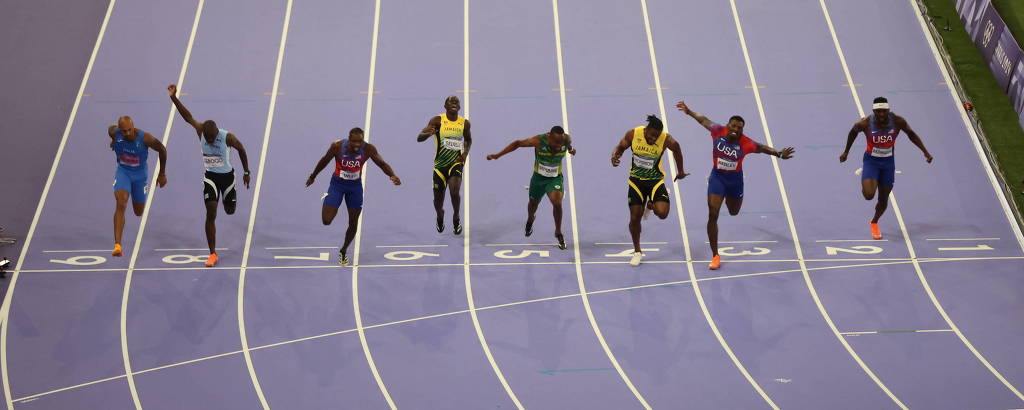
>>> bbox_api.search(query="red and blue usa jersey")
[864,114,900,158]
[710,124,757,173]
[333,139,369,180]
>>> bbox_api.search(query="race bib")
[443,138,463,151]
[632,154,655,169]
[716,157,738,171]
[203,154,226,169]
[870,146,893,157]
[537,163,560,177]
[340,169,362,180]
[118,154,140,167]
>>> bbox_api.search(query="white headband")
[872,102,890,110]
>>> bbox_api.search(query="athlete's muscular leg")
[224,201,236,215]
[872,185,892,223]
[526,198,541,229]
[725,196,743,216]
[341,207,362,255]
[114,190,130,244]
[433,184,446,224]
[322,206,339,225]
[629,205,645,253]
[204,200,218,254]
[548,191,564,237]
[448,176,462,224]
[131,202,145,217]
[652,201,670,220]
[707,194,726,256]
[861,178,877,200]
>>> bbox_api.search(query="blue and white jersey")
[201,128,233,174]
[112,128,148,174]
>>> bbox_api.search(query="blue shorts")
[708,170,744,199]
[862,152,895,187]
[113,167,148,203]
[324,176,363,210]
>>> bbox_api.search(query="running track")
[3,0,1024,408]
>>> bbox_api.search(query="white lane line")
[553,0,650,407]
[264,246,337,250]
[0,1,118,407]
[235,2,293,408]
[483,243,558,247]
[640,0,777,406]
[815,239,889,243]
[117,1,207,408]
[906,1,1024,251]
[733,0,906,407]
[351,0,395,407]
[822,0,1023,401]
[154,248,227,251]
[925,238,1000,241]
[461,2,522,407]
[374,244,448,248]
[594,242,667,245]
[40,250,111,253]
[841,329,954,336]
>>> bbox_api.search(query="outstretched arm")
[665,134,689,180]
[142,132,168,187]
[839,119,864,162]
[567,135,576,155]
[611,130,633,167]
[108,125,117,149]
[226,133,251,188]
[897,116,933,163]
[755,142,795,159]
[675,100,714,131]
[460,120,472,163]
[167,84,202,136]
[306,141,340,187]
[486,135,540,160]
[417,116,440,142]
[368,144,401,185]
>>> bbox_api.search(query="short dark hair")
[550,125,565,135]
[646,115,663,131]
[728,115,745,125]
[349,127,364,137]
[873,96,888,104]
[202,120,218,138]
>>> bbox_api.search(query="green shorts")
[529,173,564,200]
[627,177,669,206]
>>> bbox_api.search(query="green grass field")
[920,0,1024,221]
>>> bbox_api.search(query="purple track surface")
[3,0,1024,408]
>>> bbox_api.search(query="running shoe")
[436,219,444,233]
[453,220,463,235]
[629,251,642,266]
[709,254,721,270]
[205,253,219,268]
[112,243,123,257]
[339,249,349,266]
[556,234,566,250]
[870,222,882,240]
[525,221,534,237]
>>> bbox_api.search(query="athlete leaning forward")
[487,125,576,250]
[611,115,688,267]
[676,100,795,270]
[307,127,401,266]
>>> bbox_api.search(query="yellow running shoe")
[112,243,122,257]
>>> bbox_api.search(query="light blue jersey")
[201,128,233,174]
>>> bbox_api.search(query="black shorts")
[203,170,237,206]
[432,163,464,190]
[627,177,669,206]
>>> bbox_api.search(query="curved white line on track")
[637,0,778,407]
[235,1,294,408]
[0,1,119,407]
[820,0,1024,401]
[727,0,908,407]
[351,0,396,407]
[118,1,207,408]
[459,0,524,407]
[551,0,651,407]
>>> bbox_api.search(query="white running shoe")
[629,251,643,266]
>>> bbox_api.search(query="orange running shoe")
[709,254,721,270]
[205,253,218,267]
[870,222,882,240]
[112,243,123,257]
